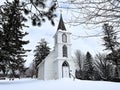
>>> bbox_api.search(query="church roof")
[57,14,66,31]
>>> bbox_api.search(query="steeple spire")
[57,14,66,31]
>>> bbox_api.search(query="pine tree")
[103,24,119,52]
[0,0,56,77]
[34,38,50,77]
[102,23,120,78]
[0,0,29,78]
[83,52,94,80]
[0,29,5,75]
[0,0,57,27]
[94,53,114,80]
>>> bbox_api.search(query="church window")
[62,61,69,66]
[63,45,67,57]
[62,34,67,43]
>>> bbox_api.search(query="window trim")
[63,45,68,57]
[62,33,67,43]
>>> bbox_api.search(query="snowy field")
[0,78,120,90]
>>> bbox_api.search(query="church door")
[62,61,70,78]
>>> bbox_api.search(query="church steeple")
[57,14,66,31]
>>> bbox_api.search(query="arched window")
[63,45,67,57]
[62,34,67,43]
[62,61,69,67]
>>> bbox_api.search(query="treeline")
[75,51,116,81]
[0,0,56,79]
[75,24,120,82]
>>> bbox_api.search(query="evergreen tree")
[83,52,94,80]
[34,38,50,77]
[0,0,29,78]
[0,29,6,75]
[0,0,56,77]
[103,24,119,52]
[0,0,57,77]
[102,23,120,78]
[0,0,57,26]
[94,53,114,80]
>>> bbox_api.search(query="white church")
[38,14,76,80]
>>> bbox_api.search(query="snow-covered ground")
[0,78,120,90]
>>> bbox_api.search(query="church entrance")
[62,61,70,78]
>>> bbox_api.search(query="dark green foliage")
[34,39,50,77]
[24,8,29,15]
[0,0,29,77]
[94,53,114,80]
[83,52,94,80]
[0,0,57,27]
[0,0,57,77]
[34,39,50,66]
[22,0,57,26]
[102,24,120,78]
[102,24,120,52]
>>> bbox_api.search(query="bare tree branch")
[58,0,120,28]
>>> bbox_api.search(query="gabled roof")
[57,14,66,31]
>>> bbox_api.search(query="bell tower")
[54,14,75,79]
[54,14,71,59]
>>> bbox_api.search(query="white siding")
[38,61,44,80]
[38,22,76,80]
[44,51,55,80]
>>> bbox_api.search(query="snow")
[0,78,120,90]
